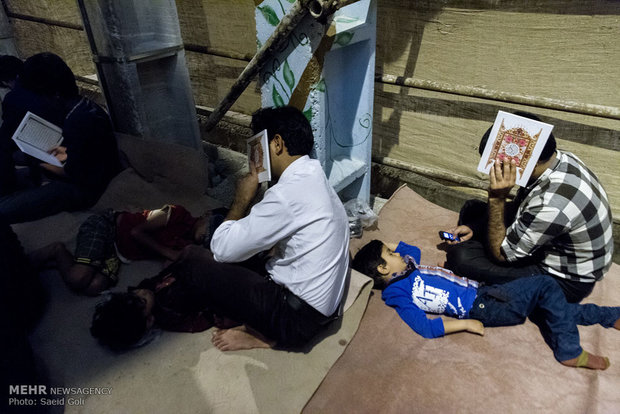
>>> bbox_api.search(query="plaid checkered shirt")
[502,150,614,283]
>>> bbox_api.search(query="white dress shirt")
[211,155,350,316]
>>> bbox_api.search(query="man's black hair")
[91,293,149,350]
[479,111,556,162]
[20,52,78,98]
[0,55,23,88]
[250,106,314,156]
[351,239,388,290]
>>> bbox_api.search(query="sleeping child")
[352,240,620,370]
[29,205,226,295]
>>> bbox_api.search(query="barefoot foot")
[614,317,620,330]
[211,326,275,351]
[561,350,610,370]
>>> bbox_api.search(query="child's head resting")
[91,289,155,350]
[352,240,409,290]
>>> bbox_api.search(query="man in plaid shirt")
[447,112,613,303]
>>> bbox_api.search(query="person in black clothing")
[0,221,48,413]
[0,55,23,90]
[0,52,120,223]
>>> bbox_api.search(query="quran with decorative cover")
[11,111,64,167]
[477,111,554,187]
[246,129,272,183]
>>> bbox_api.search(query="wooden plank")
[377,2,620,108]
[11,20,94,75]
[177,0,256,58]
[4,0,82,25]
[186,51,261,114]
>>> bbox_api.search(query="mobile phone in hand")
[438,231,460,242]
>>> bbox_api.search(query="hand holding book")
[246,129,271,183]
[12,112,65,167]
[49,146,68,163]
[489,157,517,199]
[477,111,553,187]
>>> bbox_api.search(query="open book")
[247,129,271,183]
[11,111,64,167]
[477,111,554,187]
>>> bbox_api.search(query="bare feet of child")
[561,350,610,370]
[614,317,620,330]
[211,326,275,351]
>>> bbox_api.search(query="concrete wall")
[4,1,619,221]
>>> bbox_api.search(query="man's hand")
[39,146,68,176]
[489,158,516,199]
[487,158,513,262]
[226,161,260,221]
[447,225,473,244]
[235,161,260,205]
[49,146,68,163]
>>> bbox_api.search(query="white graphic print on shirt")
[411,275,452,314]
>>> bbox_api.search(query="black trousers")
[448,199,594,303]
[446,240,593,303]
[175,246,330,348]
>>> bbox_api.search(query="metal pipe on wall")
[377,73,620,121]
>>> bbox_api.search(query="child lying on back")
[30,205,226,295]
[352,240,620,370]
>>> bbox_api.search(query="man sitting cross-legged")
[176,106,350,351]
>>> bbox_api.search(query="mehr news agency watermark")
[8,384,112,408]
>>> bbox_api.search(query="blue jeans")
[468,275,620,362]
[0,180,100,224]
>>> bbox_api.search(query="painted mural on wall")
[255,0,376,196]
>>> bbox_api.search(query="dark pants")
[0,180,100,224]
[447,199,594,303]
[176,245,332,348]
[447,240,594,303]
[469,276,620,362]
[0,223,48,412]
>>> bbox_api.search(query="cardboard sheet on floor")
[305,184,620,413]
[13,148,372,413]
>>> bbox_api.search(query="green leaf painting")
[258,5,280,26]
[303,108,313,123]
[314,78,326,93]
[334,31,354,46]
[283,60,295,91]
[272,85,285,107]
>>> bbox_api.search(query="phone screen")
[439,231,459,242]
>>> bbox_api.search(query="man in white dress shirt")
[178,106,350,350]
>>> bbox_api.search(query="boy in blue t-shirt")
[352,240,620,370]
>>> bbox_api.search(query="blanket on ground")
[13,138,372,414]
[305,184,620,414]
